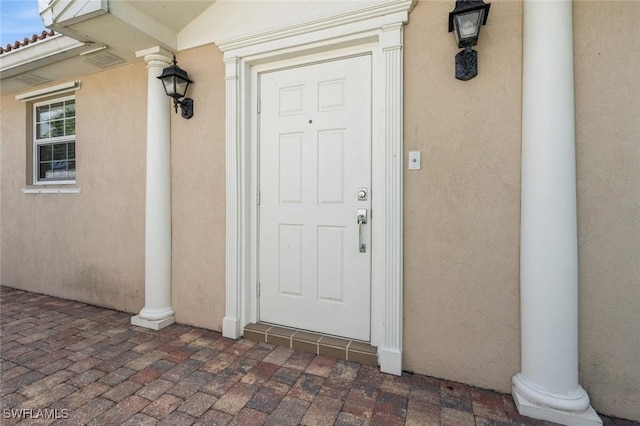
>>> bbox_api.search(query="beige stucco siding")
[1,62,147,312]
[1,45,228,331]
[402,0,522,393]
[574,1,640,421]
[170,45,226,331]
[402,0,639,420]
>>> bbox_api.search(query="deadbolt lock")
[358,187,368,201]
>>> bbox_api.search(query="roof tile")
[1,30,56,55]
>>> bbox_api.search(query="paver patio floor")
[1,286,634,425]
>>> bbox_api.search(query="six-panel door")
[258,55,372,341]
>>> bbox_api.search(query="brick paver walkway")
[1,286,634,425]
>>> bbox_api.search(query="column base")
[513,385,602,426]
[131,314,175,330]
[378,347,402,376]
[222,316,241,339]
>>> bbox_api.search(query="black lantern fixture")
[448,0,491,81]
[157,55,194,119]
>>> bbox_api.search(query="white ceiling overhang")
[1,0,214,96]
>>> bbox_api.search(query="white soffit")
[0,35,96,78]
[107,1,177,50]
[39,0,108,29]
[128,0,215,34]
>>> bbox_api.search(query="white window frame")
[32,95,76,185]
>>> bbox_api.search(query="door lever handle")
[357,209,367,253]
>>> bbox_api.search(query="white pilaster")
[513,2,600,424]
[131,46,175,331]
[222,55,242,339]
[378,22,404,376]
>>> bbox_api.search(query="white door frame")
[216,0,415,375]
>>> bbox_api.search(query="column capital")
[135,46,173,66]
[380,23,404,50]
[224,55,240,79]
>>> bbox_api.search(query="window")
[33,96,76,183]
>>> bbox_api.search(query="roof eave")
[0,34,101,79]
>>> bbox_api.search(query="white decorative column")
[512,1,600,424]
[131,46,175,330]
[222,55,243,339]
[378,22,404,376]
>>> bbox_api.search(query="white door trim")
[216,0,415,375]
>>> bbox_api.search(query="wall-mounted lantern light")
[157,56,194,119]
[448,0,491,81]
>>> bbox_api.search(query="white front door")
[258,56,372,341]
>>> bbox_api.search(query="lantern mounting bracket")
[177,98,194,119]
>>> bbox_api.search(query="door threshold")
[243,322,377,367]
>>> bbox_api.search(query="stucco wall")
[403,1,639,420]
[1,62,147,313]
[170,45,226,331]
[574,1,640,421]
[1,44,228,332]
[402,0,522,393]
